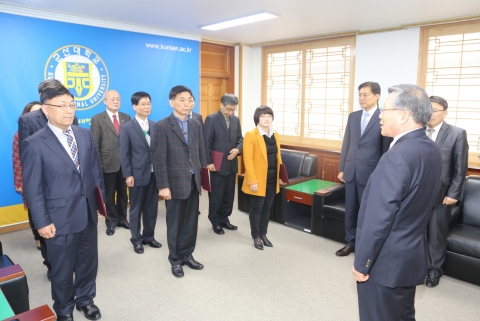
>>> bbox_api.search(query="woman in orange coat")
[242,106,283,250]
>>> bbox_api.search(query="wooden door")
[200,77,226,119]
[321,157,341,182]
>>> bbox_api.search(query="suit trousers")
[165,175,199,266]
[208,170,236,225]
[103,169,128,228]
[357,280,416,321]
[427,206,452,278]
[28,209,50,270]
[249,182,276,238]
[128,173,159,246]
[45,207,98,317]
[344,180,366,246]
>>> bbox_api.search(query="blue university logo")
[44,45,109,110]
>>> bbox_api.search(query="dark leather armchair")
[444,175,480,286]
[312,183,346,241]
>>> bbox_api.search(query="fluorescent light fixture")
[201,12,279,31]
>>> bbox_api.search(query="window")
[418,21,480,164]
[263,37,356,148]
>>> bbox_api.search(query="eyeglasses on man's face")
[106,97,121,102]
[379,107,398,113]
[44,102,76,110]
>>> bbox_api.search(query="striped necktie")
[63,129,80,172]
[360,112,369,135]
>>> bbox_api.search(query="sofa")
[312,183,346,242]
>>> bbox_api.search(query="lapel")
[42,126,80,175]
[435,122,449,148]
[132,117,149,147]
[102,111,118,136]
[36,109,48,128]
[169,114,188,145]
[361,108,380,137]
[71,126,86,176]
[217,111,230,137]
[255,127,268,164]
[119,112,129,126]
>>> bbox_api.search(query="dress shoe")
[36,240,41,250]
[261,235,273,247]
[184,259,204,270]
[426,276,440,288]
[212,225,225,235]
[172,265,184,278]
[76,302,101,320]
[106,227,115,236]
[117,222,130,229]
[133,244,144,254]
[221,221,238,230]
[57,314,74,321]
[253,237,263,250]
[335,245,354,256]
[142,240,162,248]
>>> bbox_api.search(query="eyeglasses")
[379,108,399,113]
[432,109,445,113]
[106,97,121,102]
[44,102,76,110]
[223,106,237,112]
[259,115,273,119]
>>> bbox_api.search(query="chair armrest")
[316,183,345,203]
[449,206,461,231]
[0,265,24,283]
[3,305,56,321]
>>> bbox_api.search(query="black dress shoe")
[212,225,225,235]
[76,302,101,320]
[221,221,238,230]
[426,276,440,288]
[184,259,204,270]
[253,237,263,250]
[106,227,115,236]
[261,235,273,247]
[336,245,354,256]
[57,314,74,321]
[142,240,162,248]
[172,265,184,278]
[133,244,144,254]
[117,222,130,229]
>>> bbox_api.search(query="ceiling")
[2,0,480,45]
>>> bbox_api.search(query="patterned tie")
[225,117,230,129]
[63,129,80,172]
[427,128,435,139]
[360,112,369,136]
[112,114,120,134]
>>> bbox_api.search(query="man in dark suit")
[352,84,442,321]
[425,95,468,288]
[91,90,131,236]
[188,96,203,124]
[21,85,105,321]
[336,81,391,256]
[152,85,207,278]
[203,93,243,234]
[119,92,161,254]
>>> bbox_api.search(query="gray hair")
[388,84,432,126]
[220,93,238,106]
[38,79,63,94]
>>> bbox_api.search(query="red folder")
[211,150,224,171]
[94,186,108,218]
[280,164,289,184]
[201,166,212,192]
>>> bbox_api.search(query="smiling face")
[170,91,192,119]
[359,86,380,111]
[42,94,75,131]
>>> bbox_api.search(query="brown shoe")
[335,245,354,256]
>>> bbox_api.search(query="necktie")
[225,117,230,129]
[112,114,120,134]
[427,128,435,139]
[63,129,80,172]
[360,112,369,135]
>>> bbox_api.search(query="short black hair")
[429,96,448,111]
[358,81,381,96]
[40,85,73,104]
[169,85,193,100]
[38,79,63,94]
[253,105,274,126]
[131,91,151,105]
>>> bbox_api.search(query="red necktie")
[113,114,120,134]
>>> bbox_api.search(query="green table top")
[286,179,337,194]
[0,288,15,320]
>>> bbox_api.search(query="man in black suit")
[203,94,243,234]
[188,96,203,124]
[91,90,131,236]
[425,96,468,288]
[119,92,161,254]
[352,84,442,321]
[22,85,105,321]
[152,85,207,278]
[336,81,391,256]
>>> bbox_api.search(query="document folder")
[94,186,108,218]
[211,150,224,171]
[280,164,289,184]
[201,167,212,192]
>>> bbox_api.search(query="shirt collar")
[390,127,423,148]
[257,125,274,138]
[363,106,377,116]
[106,109,118,119]
[427,121,443,132]
[48,122,72,135]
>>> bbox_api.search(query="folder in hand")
[94,186,108,218]
[280,164,289,184]
[210,150,224,171]
[201,166,212,192]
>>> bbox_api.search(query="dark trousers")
[208,170,235,225]
[344,180,366,246]
[165,175,199,266]
[357,281,416,321]
[45,211,98,317]
[427,205,452,278]
[28,209,50,270]
[103,170,128,228]
[128,173,158,246]
[249,182,276,238]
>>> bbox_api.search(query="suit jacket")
[339,108,391,185]
[90,111,131,173]
[241,127,282,197]
[203,111,243,176]
[21,125,105,235]
[18,108,79,156]
[354,129,442,288]
[431,122,469,206]
[190,112,203,124]
[152,114,207,199]
[119,118,155,186]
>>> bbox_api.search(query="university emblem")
[44,45,109,110]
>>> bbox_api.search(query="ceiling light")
[201,12,279,31]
